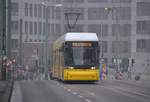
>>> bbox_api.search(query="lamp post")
[42,2,62,80]
[99,7,112,64]
[105,7,121,72]
[41,2,49,80]
[54,4,63,35]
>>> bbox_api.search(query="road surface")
[11,80,150,102]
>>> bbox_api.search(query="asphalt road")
[11,80,150,102]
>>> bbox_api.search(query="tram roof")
[53,33,99,49]
[56,32,99,43]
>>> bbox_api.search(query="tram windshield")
[64,42,99,67]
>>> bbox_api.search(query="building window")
[137,39,146,49]
[100,41,108,53]
[29,4,33,17]
[42,6,50,19]
[88,24,108,37]
[11,2,19,16]
[88,24,100,35]
[11,39,18,49]
[43,22,46,35]
[64,0,84,3]
[55,24,61,34]
[51,24,54,33]
[29,39,32,42]
[38,4,42,17]
[56,7,61,19]
[48,23,50,33]
[43,5,46,18]
[29,22,33,35]
[112,24,131,36]
[112,41,129,53]
[47,6,50,18]
[11,21,18,34]
[112,0,131,3]
[136,39,150,53]
[55,0,62,3]
[38,22,42,35]
[112,7,131,20]
[66,24,83,32]
[122,41,129,53]
[25,3,28,16]
[101,24,108,36]
[75,24,84,32]
[11,52,18,59]
[52,6,55,19]
[88,8,108,20]
[136,21,150,34]
[34,22,37,35]
[34,4,38,17]
[137,2,150,16]
[25,21,28,34]
[88,0,108,3]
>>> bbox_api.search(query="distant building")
[11,0,150,79]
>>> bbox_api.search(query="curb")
[0,80,14,102]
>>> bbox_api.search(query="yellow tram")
[51,32,100,81]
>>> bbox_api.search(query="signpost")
[100,63,107,80]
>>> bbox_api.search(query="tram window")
[64,42,99,66]
[59,46,64,52]
[64,47,73,65]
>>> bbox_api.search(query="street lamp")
[42,2,48,80]
[104,7,121,71]
[55,4,63,7]
[99,7,112,64]
[42,2,62,80]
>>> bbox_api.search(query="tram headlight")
[69,67,74,69]
[91,67,95,70]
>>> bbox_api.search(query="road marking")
[72,92,77,95]
[67,89,71,92]
[85,99,92,102]
[78,95,83,98]
[63,86,67,89]
[101,85,150,102]
[111,86,150,98]
[119,87,150,98]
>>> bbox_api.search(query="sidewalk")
[0,81,13,102]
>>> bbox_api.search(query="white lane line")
[72,92,77,95]
[67,89,71,92]
[78,95,83,98]
[101,86,150,102]
[63,86,67,89]
[112,86,150,98]
[85,99,92,102]
[120,88,150,98]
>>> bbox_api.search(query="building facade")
[11,0,150,79]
